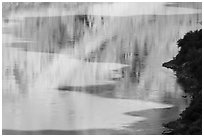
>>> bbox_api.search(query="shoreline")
[162,29,202,135]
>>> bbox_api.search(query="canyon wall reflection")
[2,2,202,134]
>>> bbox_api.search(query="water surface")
[2,2,202,134]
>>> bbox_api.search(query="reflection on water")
[2,2,202,134]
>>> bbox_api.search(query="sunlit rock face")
[2,2,201,134]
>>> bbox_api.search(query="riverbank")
[162,29,202,135]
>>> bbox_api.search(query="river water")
[2,2,202,135]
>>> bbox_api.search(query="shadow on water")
[58,84,115,93]
[2,129,137,135]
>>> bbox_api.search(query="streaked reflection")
[2,2,201,134]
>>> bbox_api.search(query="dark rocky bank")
[162,29,202,135]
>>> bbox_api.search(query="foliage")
[162,29,202,135]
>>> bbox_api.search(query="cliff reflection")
[2,2,201,134]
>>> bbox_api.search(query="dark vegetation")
[162,29,202,135]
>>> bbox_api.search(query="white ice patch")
[3,91,173,130]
